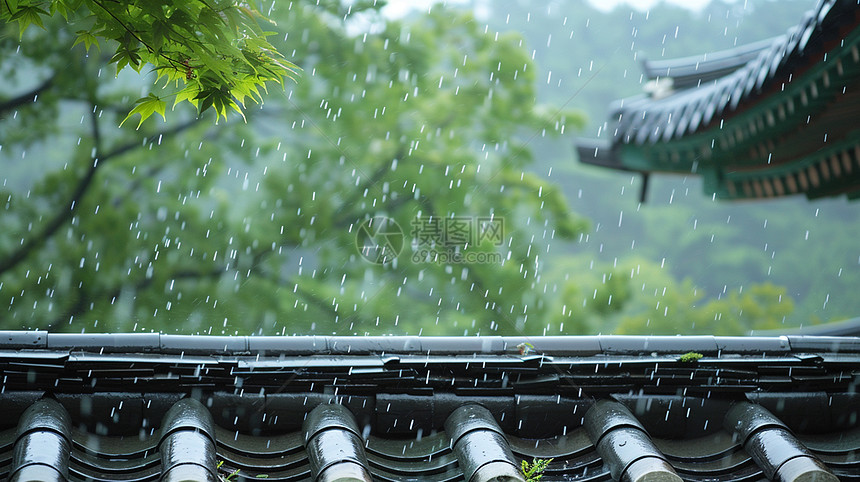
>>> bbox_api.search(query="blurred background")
[1,0,857,336]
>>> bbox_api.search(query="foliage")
[0,0,587,335]
[521,458,553,482]
[1,0,855,338]
[679,351,703,363]
[517,342,535,355]
[611,261,795,335]
[1,0,297,124]
[542,256,797,335]
[226,3,588,335]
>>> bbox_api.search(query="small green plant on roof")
[517,342,535,355]
[679,351,704,363]
[521,457,553,482]
[217,460,240,481]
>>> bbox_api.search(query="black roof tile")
[303,404,373,482]
[584,399,682,481]
[445,404,524,482]
[11,398,72,482]
[0,333,858,480]
[159,398,219,482]
[726,402,839,481]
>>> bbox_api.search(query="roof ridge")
[1,331,859,354]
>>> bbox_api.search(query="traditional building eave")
[0,332,858,480]
[577,0,860,201]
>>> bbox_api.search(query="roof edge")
[641,36,778,85]
[1,331,859,355]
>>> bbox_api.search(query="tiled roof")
[640,38,775,91]
[576,0,860,201]
[1,332,859,480]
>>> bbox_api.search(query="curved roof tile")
[0,333,859,480]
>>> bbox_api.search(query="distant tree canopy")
[1,0,297,124]
[1,0,587,335]
[482,0,859,332]
[2,0,851,337]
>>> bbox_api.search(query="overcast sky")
[382,0,716,18]
[589,0,713,10]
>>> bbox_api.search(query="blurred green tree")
[4,0,821,337]
[0,0,588,335]
[543,256,795,335]
[612,260,795,335]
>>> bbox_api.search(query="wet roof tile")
[0,332,858,481]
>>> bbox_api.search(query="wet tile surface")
[0,333,858,480]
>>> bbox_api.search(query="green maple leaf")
[120,93,167,129]
[10,5,49,38]
[73,30,100,52]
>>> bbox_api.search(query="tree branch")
[332,153,406,226]
[333,192,414,229]
[101,117,202,161]
[292,282,343,319]
[46,263,228,330]
[0,117,203,277]
[89,0,186,71]
[0,76,54,115]
[247,247,352,322]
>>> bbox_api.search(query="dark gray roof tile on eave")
[0,333,859,481]
[641,37,777,90]
[4,394,857,481]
